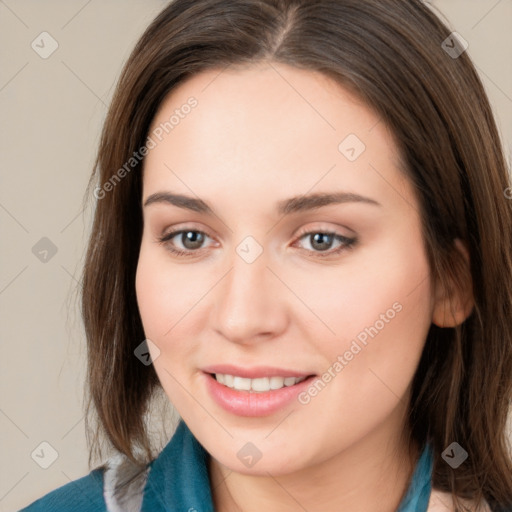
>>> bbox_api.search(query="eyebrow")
[143,191,381,215]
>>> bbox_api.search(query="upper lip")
[202,364,315,379]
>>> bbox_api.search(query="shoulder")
[428,488,493,512]
[18,468,106,511]
[18,453,152,512]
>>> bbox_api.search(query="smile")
[212,373,308,392]
[202,369,317,417]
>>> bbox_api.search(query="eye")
[294,230,357,258]
[157,227,357,259]
[157,228,213,257]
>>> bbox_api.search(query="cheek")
[299,224,433,411]
[308,221,433,353]
[135,247,169,338]
[135,242,204,339]
[135,244,199,407]
[135,241,217,392]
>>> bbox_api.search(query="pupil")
[312,233,333,251]
[183,231,203,249]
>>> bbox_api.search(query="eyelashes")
[295,231,356,257]
[157,227,357,259]
[157,229,211,257]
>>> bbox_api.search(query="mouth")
[208,373,312,393]
[201,367,318,416]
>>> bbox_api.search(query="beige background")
[1,1,511,510]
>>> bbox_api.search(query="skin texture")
[135,61,472,511]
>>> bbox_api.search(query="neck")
[209,410,419,512]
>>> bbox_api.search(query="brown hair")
[81,0,512,509]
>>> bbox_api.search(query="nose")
[212,245,288,345]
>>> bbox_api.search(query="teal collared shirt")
[20,420,433,511]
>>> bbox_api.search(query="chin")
[219,454,303,477]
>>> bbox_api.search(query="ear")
[432,238,474,328]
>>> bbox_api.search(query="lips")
[201,364,313,379]
[201,365,317,416]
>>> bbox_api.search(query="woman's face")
[136,61,436,475]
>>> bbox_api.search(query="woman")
[20,0,512,511]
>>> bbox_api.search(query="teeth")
[214,373,307,392]
[233,376,251,391]
[270,376,284,389]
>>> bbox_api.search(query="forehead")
[143,62,409,210]
[149,61,382,143]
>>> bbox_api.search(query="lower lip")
[203,372,316,417]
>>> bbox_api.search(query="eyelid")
[158,225,216,248]
[292,225,357,258]
[159,221,214,239]
[294,222,355,239]
[158,222,353,242]
[157,222,357,258]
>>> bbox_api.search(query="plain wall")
[1,1,511,510]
